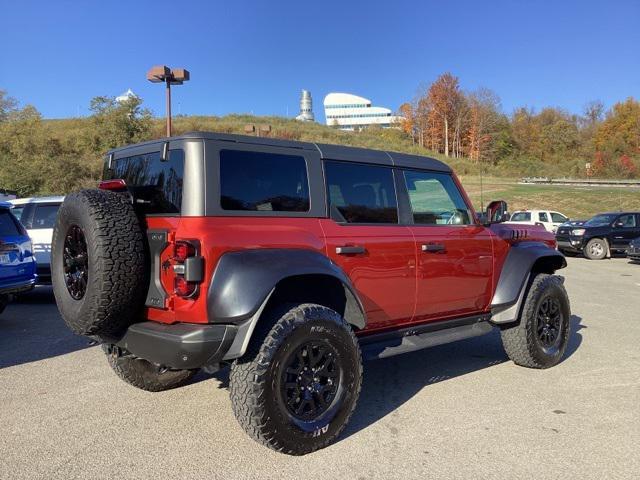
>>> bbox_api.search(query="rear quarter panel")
[144,216,325,324]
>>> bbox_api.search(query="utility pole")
[146,65,190,137]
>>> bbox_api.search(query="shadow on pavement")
[0,284,586,443]
[0,286,92,369]
[340,314,585,441]
[198,315,585,443]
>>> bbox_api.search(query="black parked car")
[627,237,640,263]
[559,219,587,228]
[556,212,640,260]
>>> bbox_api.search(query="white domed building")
[323,92,402,131]
[116,88,138,104]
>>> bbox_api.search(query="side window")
[220,149,309,212]
[31,204,61,229]
[616,214,637,228]
[538,212,549,222]
[324,161,398,224]
[112,150,184,214]
[551,212,567,223]
[403,170,471,225]
[10,206,25,222]
[511,212,531,222]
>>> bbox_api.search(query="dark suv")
[52,132,570,455]
[556,212,640,260]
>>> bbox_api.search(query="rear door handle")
[421,243,445,252]
[336,245,366,255]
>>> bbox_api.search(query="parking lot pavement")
[0,257,638,480]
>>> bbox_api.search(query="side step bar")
[359,315,494,361]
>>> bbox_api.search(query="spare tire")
[52,189,148,340]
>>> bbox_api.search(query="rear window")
[31,204,60,229]
[0,210,22,236]
[110,150,184,214]
[510,212,531,222]
[220,149,310,212]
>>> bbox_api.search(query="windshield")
[584,214,617,227]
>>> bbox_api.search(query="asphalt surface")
[1,257,638,479]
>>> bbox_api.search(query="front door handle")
[422,243,445,253]
[336,245,366,255]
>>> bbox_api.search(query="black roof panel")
[315,143,392,166]
[107,131,451,172]
[387,151,451,172]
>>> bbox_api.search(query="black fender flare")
[491,242,567,324]
[207,248,367,329]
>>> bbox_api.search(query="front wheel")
[229,303,362,455]
[583,238,607,260]
[500,274,571,369]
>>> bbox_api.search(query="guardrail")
[519,177,640,187]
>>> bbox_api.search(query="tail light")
[99,179,127,191]
[174,275,197,297]
[172,240,203,298]
[174,241,196,262]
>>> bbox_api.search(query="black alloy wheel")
[63,225,88,300]
[536,296,563,354]
[280,340,341,422]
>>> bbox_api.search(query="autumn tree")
[85,95,153,153]
[426,72,464,157]
[594,97,640,156]
[0,89,18,122]
[398,102,416,142]
[465,88,502,162]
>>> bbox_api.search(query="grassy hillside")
[461,177,640,219]
[36,115,640,218]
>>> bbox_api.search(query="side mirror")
[486,200,509,224]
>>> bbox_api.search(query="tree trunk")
[444,116,449,157]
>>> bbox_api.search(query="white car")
[506,210,569,233]
[9,196,65,284]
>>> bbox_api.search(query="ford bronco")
[52,132,570,455]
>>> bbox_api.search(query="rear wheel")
[500,274,571,369]
[583,238,607,260]
[229,303,362,455]
[102,345,197,392]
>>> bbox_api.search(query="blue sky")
[1,0,638,121]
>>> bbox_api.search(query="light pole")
[146,65,190,137]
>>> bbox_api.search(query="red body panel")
[144,215,556,333]
[320,220,416,332]
[145,217,325,325]
[411,224,494,321]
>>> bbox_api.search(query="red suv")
[52,132,570,455]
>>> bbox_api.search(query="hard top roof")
[596,211,640,215]
[107,131,451,173]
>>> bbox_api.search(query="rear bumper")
[115,321,238,370]
[0,278,36,296]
